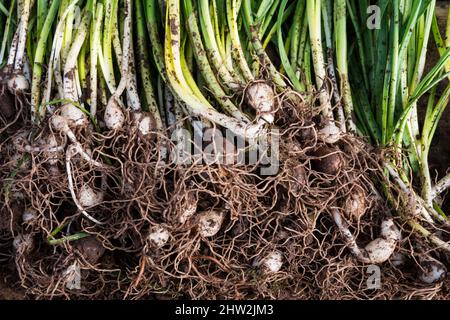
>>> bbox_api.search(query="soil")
[0,278,25,300]
[0,245,24,299]
[0,272,26,300]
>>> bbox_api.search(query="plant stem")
[31,0,61,124]
[334,0,355,131]
[63,9,91,103]
[307,0,333,120]
[89,1,102,118]
[136,0,162,127]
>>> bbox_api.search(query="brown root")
[1,89,450,300]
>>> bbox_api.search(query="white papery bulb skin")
[262,250,283,273]
[380,219,401,241]
[419,259,447,284]
[365,238,396,264]
[60,103,88,127]
[133,112,156,136]
[104,99,125,130]
[78,185,103,208]
[318,123,341,144]
[198,210,224,237]
[246,82,275,124]
[148,226,170,248]
[8,74,29,92]
[22,208,37,223]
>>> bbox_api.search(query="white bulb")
[51,115,69,132]
[262,251,283,273]
[78,185,103,208]
[198,210,224,237]
[63,262,81,290]
[138,115,154,135]
[8,74,29,92]
[365,238,396,264]
[148,226,170,248]
[22,208,37,223]
[60,103,88,127]
[179,202,197,224]
[318,123,341,144]
[380,219,401,241]
[246,82,275,124]
[419,259,447,284]
[104,99,125,130]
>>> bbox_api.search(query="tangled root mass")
[0,93,449,300]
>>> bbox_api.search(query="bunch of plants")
[1,0,450,299]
